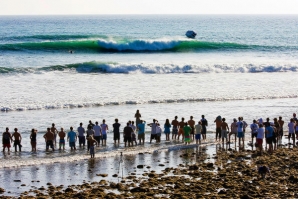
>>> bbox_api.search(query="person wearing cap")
[228,118,237,144]
[250,119,259,145]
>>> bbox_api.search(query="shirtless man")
[201,115,208,141]
[2,128,12,152]
[221,118,229,143]
[188,116,195,141]
[171,116,179,140]
[12,128,22,152]
[214,116,222,142]
[278,116,284,141]
[178,118,185,141]
[51,123,58,145]
[228,118,237,143]
[88,135,98,158]
[58,128,66,150]
[44,128,54,151]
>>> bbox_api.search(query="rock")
[189,165,199,170]
[96,174,108,177]
[218,189,227,194]
[137,165,144,169]
[158,164,165,167]
[65,187,73,192]
[21,184,26,186]
[46,182,52,186]
[0,188,5,193]
[130,187,148,192]
[112,174,118,177]
[206,163,214,168]
[14,180,21,182]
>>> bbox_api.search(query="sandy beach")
[0,134,297,199]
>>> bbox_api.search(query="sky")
[0,0,298,15]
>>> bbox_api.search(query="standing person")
[86,126,94,151]
[135,110,142,126]
[188,116,195,141]
[236,117,244,148]
[123,122,133,147]
[201,115,208,141]
[50,123,58,145]
[171,116,179,140]
[250,120,259,145]
[293,113,298,122]
[241,117,248,138]
[273,118,280,144]
[30,129,37,152]
[137,120,146,145]
[221,118,229,143]
[67,127,77,150]
[265,124,274,153]
[195,121,202,145]
[100,119,108,146]
[164,119,171,141]
[288,118,295,146]
[88,135,98,158]
[256,124,265,154]
[278,116,284,141]
[183,123,191,145]
[131,121,137,146]
[156,123,162,143]
[229,118,237,143]
[214,116,222,142]
[148,119,158,143]
[178,118,185,141]
[2,128,12,152]
[93,122,101,147]
[58,128,66,150]
[44,128,54,151]
[77,123,86,148]
[12,128,22,152]
[113,118,121,145]
[87,120,95,129]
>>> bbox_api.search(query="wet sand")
[0,135,297,198]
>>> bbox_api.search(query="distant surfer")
[69,50,73,54]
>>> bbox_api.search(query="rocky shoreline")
[1,145,298,199]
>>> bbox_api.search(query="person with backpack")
[2,127,12,152]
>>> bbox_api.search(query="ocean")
[0,15,297,180]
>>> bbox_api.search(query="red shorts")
[257,139,263,145]
[3,144,11,148]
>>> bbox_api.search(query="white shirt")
[195,124,202,134]
[93,125,101,136]
[288,122,295,134]
[257,127,265,139]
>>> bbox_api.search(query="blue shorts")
[69,142,75,147]
[195,134,201,140]
[237,132,244,138]
[102,134,107,140]
[90,146,95,155]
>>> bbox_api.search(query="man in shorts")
[214,116,222,142]
[221,118,229,143]
[2,128,12,152]
[171,116,179,140]
[148,119,157,143]
[278,116,284,140]
[93,121,102,147]
[58,127,66,150]
[236,117,244,148]
[201,115,208,141]
[288,118,295,146]
[113,118,121,145]
[229,118,237,144]
[12,128,22,152]
[178,118,185,141]
[44,128,54,151]
[67,127,77,150]
[50,123,58,145]
[88,135,98,158]
[77,123,86,148]
[265,124,274,153]
[123,122,133,147]
[137,120,146,145]
[188,116,195,141]
[250,120,258,145]
[100,119,108,146]
[195,121,202,145]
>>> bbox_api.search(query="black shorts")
[94,136,101,143]
[124,136,131,143]
[279,129,283,136]
[151,134,157,140]
[114,133,120,141]
[288,133,295,139]
[201,126,207,134]
[272,136,277,144]
[266,137,273,144]
[190,127,195,135]
[251,133,257,138]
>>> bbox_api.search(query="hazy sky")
[0,0,297,15]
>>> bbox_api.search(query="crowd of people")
[2,110,298,158]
